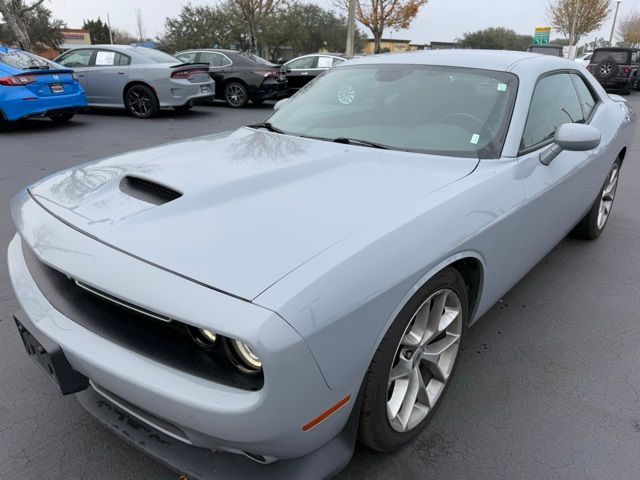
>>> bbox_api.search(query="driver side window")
[521,73,584,151]
[57,49,93,68]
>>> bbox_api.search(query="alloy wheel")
[599,63,612,75]
[386,288,463,433]
[597,164,619,230]
[226,84,247,107]
[127,88,153,117]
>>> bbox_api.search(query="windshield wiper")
[332,137,389,150]
[24,65,49,70]
[247,122,284,134]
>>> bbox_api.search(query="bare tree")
[617,10,640,47]
[548,0,611,44]
[227,0,288,53]
[0,0,46,51]
[134,8,145,41]
[337,0,428,53]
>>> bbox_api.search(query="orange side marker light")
[302,395,351,432]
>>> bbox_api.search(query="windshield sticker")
[497,83,508,92]
[471,134,480,144]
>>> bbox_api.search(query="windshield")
[135,47,180,63]
[267,64,518,159]
[0,50,52,70]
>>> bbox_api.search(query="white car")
[575,51,594,67]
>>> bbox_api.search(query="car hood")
[28,128,478,300]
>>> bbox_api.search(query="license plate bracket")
[14,311,88,395]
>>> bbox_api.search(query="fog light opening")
[189,327,218,349]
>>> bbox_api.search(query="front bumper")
[7,191,356,467]
[76,384,359,480]
[1,90,87,122]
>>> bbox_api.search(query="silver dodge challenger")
[54,45,215,118]
[7,50,635,479]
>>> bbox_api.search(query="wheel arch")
[372,251,486,355]
[122,80,158,105]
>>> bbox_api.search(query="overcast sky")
[48,0,640,45]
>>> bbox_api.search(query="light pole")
[346,0,356,56]
[609,0,622,47]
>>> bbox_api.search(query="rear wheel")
[571,159,620,240]
[224,82,248,108]
[358,267,468,452]
[125,84,159,119]
[50,113,74,123]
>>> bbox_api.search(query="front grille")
[22,241,263,391]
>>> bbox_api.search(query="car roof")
[344,49,572,73]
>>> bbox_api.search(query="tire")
[571,159,621,240]
[621,82,631,95]
[125,84,159,119]
[224,82,249,108]
[358,267,468,452]
[595,58,618,80]
[50,113,74,123]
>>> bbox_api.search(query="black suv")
[587,47,640,95]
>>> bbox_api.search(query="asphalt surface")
[1,99,639,480]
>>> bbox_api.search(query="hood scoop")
[119,176,182,206]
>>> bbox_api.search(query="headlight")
[189,327,217,349]
[231,339,262,372]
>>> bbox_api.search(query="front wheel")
[358,267,468,452]
[125,84,159,118]
[571,159,620,239]
[224,82,248,108]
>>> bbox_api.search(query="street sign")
[534,27,551,45]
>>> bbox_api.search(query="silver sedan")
[54,45,214,118]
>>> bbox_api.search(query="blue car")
[0,46,87,128]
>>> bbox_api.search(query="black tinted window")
[572,74,597,119]
[201,52,223,66]
[522,74,584,150]
[593,51,630,64]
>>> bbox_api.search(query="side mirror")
[286,67,291,73]
[540,123,601,165]
[273,98,290,111]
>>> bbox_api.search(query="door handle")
[117,72,125,75]
[77,74,85,77]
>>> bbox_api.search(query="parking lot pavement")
[1,98,640,480]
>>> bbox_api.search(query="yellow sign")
[535,27,552,33]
